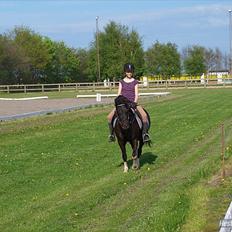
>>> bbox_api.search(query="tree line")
[0,21,229,84]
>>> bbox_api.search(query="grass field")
[1,89,232,232]
[0,90,81,99]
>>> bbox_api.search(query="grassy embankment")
[1,89,232,231]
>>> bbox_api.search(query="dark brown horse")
[113,95,151,172]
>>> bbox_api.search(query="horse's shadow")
[117,152,158,169]
[139,152,158,167]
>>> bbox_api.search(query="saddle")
[113,95,149,130]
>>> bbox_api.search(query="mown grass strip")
[1,89,232,232]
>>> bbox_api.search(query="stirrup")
[143,133,150,143]
[108,134,116,142]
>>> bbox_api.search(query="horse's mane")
[114,95,131,106]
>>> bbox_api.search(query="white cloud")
[104,4,232,28]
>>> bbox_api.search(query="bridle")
[116,103,135,129]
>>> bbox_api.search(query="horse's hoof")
[123,162,128,173]
[132,165,139,170]
[132,158,140,170]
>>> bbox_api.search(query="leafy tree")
[9,26,51,83]
[43,38,80,83]
[0,35,30,84]
[145,41,181,79]
[183,45,206,76]
[88,21,144,81]
[75,48,91,82]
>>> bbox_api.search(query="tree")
[145,41,181,79]
[222,53,229,70]
[183,45,206,76]
[204,48,216,72]
[75,48,90,82]
[43,38,80,83]
[0,35,30,84]
[9,26,51,83]
[88,21,144,81]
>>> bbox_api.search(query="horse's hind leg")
[133,141,143,170]
[118,140,128,173]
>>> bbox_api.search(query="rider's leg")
[136,105,151,143]
[107,108,116,142]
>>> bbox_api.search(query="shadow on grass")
[117,152,158,168]
[139,152,158,167]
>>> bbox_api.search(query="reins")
[116,103,136,128]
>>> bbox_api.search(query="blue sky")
[0,0,232,53]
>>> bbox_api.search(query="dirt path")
[0,98,114,121]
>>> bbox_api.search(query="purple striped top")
[120,79,138,102]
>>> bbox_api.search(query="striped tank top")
[120,79,138,102]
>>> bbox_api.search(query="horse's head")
[114,95,135,130]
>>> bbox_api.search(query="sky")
[0,0,232,53]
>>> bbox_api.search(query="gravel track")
[0,98,114,121]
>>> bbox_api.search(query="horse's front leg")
[131,140,140,170]
[118,140,128,173]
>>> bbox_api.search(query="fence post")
[42,84,44,92]
[221,123,225,180]
[24,85,26,93]
[7,85,10,93]
[109,82,112,91]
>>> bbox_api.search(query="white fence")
[77,92,171,102]
[0,78,232,93]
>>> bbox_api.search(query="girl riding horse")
[107,63,151,143]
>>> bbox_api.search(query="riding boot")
[108,122,115,142]
[142,122,151,143]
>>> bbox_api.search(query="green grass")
[0,90,81,99]
[1,89,232,231]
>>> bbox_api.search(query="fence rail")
[0,78,232,93]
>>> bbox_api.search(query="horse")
[113,95,151,172]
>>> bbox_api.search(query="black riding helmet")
[124,63,135,73]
